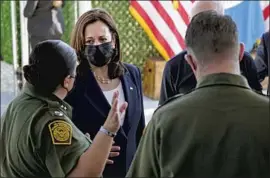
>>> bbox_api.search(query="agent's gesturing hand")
[103,91,128,134]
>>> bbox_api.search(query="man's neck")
[196,62,241,80]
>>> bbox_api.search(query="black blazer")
[254,31,269,95]
[159,51,263,105]
[65,63,145,177]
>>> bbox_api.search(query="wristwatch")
[99,126,117,138]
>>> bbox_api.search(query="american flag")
[129,1,270,60]
[261,1,270,30]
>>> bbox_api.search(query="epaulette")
[154,89,195,115]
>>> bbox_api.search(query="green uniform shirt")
[0,83,91,177]
[127,73,269,178]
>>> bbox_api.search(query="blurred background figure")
[250,39,261,59]
[23,0,65,50]
[254,31,270,95]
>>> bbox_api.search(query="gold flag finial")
[172,0,179,10]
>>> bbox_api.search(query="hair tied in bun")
[23,64,40,85]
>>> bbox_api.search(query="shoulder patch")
[48,120,72,145]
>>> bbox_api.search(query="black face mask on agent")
[84,42,115,67]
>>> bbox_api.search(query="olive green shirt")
[0,83,91,177]
[126,73,269,178]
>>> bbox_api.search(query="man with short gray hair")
[126,11,269,178]
[190,1,224,17]
[159,1,262,105]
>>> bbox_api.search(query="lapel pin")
[130,87,133,90]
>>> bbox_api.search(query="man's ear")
[185,53,197,73]
[239,42,245,62]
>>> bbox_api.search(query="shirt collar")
[23,82,73,117]
[196,73,251,90]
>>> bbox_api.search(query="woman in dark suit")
[65,8,145,177]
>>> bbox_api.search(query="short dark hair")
[71,8,125,79]
[185,10,239,63]
[23,40,77,95]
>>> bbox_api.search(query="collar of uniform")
[23,82,73,117]
[196,73,251,90]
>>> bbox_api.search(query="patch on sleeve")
[48,120,72,145]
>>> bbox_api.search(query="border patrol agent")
[127,12,269,178]
[0,40,127,177]
[0,83,90,176]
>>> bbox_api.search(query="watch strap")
[99,126,117,138]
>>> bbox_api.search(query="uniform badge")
[48,120,72,145]
[54,111,64,117]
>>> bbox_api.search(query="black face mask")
[84,42,115,67]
